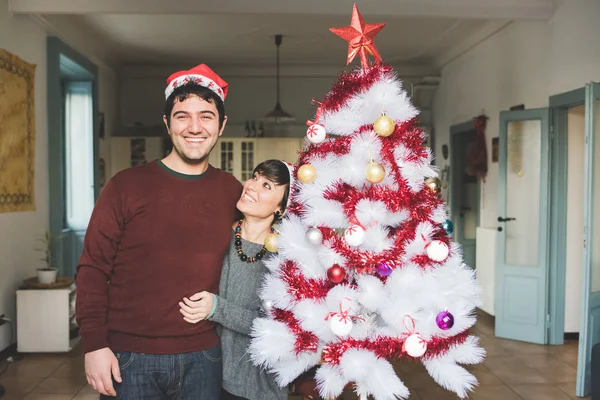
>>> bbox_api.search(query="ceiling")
[76,14,489,68]
[12,0,554,75]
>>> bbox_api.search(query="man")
[76,64,242,399]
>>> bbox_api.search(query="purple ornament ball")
[376,262,393,277]
[436,311,455,330]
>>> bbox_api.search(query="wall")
[0,0,49,351]
[549,0,600,96]
[0,1,120,351]
[121,72,336,132]
[434,20,550,224]
[433,0,600,326]
[119,66,428,135]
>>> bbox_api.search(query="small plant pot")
[37,268,57,284]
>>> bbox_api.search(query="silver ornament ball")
[306,228,323,245]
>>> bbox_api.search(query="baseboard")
[564,332,579,341]
[477,308,495,327]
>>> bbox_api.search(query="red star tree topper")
[329,3,386,68]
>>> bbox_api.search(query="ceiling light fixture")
[263,34,295,124]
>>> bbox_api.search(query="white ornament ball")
[426,240,449,262]
[344,225,365,247]
[262,299,274,313]
[404,333,427,357]
[306,124,327,144]
[306,228,323,245]
[329,314,353,337]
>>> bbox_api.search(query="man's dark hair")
[253,160,291,214]
[164,82,226,128]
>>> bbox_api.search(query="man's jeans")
[101,346,222,400]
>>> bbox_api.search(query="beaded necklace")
[234,219,274,263]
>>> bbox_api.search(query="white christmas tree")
[250,5,485,400]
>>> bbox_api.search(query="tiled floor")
[0,315,590,400]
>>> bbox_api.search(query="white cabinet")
[16,286,78,353]
[210,138,305,182]
[209,139,258,182]
[255,138,305,167]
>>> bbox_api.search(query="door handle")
[498,217,516,222]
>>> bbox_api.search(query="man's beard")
[171,136,220,166]
[172,144,207,165]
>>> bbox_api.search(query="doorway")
[549,84,600,396]
[450,122,480,270]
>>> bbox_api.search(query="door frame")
[576,82,600,396]
[449,121,481,258]
[547,88,586,345]
[47,37,99,276]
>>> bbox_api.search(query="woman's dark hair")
[253,160,291,216]
[164,82,226,128]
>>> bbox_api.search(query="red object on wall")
[466,115,488,182]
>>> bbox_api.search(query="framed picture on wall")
[130,138,147,166]
[440,165,450,202]
[98,112,105,139]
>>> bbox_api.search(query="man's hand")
[179,291,213,323]
[84,347,122,396]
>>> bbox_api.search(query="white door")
[495,108,550,344]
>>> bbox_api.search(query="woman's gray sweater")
[209,233,288,400]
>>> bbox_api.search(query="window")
[241,141,254,181]
[64,81,95,231]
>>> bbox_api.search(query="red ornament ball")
[327,265,346,284]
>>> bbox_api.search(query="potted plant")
[36,230,63,284]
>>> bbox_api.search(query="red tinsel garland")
[321,227,409,274]
[320,64,394,114]
[299,136,353,164]
[280,260,335,301]
[324,183,409,214]
[321,330,471,365]
[273,309,319,355]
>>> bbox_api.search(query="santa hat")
[164,64,228,102]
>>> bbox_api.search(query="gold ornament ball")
[366,161,385,183]
[373,115,395,137]
[298,164,317,184]
[424,177,442,193]
[264,233,279,253]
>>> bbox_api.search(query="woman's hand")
[179,291,213,323]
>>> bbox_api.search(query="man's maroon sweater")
[75,160,242,354]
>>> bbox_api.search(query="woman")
[179,159,292,400]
